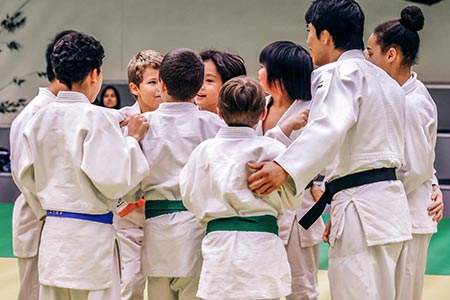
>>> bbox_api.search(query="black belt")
[298,168,396,230]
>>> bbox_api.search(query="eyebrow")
[205,73,218,78]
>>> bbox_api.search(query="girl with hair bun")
[366,6,444,300]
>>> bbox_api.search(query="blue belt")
[46,210,113,224]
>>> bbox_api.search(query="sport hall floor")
[1,204,450,300]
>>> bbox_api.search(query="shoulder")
[257,135,286,152]
[197,110,226,126]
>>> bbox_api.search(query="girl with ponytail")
[366,6,444,300]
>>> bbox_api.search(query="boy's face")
[307,23,328,67]
[195,60,223,114]
[132,67,161,113]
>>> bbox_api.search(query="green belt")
[145,200,187,218]
[206,215,278,235]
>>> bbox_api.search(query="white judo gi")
[15,91,150,300]
[180,126,299,300]
[274,50,412,300]
[138,102,224,300]
[395,72,438,300]
[10,88,55,300]
[256,98,324,300]
[113,101,147,300]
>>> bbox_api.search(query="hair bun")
[400,6,424,31]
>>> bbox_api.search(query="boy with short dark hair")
[248,0,411,299]
[180,76,299,300]
[15,31,150,300]
[138,48,225,300]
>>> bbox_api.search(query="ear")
[217,107,224,120]
[159,79,167,93]
[129,82,139,97]
[259,107,268,121]
[89,68,101,84]
[386,47,398,64]
[320,29,332,45]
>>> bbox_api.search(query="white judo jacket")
[16,91,150,290]
[180,126,299,300]
[398,72,438,234]
[138,102,225,277]
[275,50,412,247]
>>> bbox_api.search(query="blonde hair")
[127,49,163,85]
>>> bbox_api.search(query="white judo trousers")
[114,102,146,300]
[10,88,56,300]
[394,72,438,300]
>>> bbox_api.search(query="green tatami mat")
[0,203,13,258]
[319,214,450,276]
[1,204,449,275]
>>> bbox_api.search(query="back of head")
[160,48,204,101]
[259,41,313,101]
[199,50,247,83]
[51,32,105,89]
[373,6,424,66]
[127,49,163,86]
[305,0,365,51]
[218,76,265,127]
[45,29,77,82]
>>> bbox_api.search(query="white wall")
[1,0,449,122]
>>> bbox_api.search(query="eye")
[206,79,214,83]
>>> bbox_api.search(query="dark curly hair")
[45,30,77,82]
[51,32,105,89]
[159,48,204,101]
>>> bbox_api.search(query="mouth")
[196,94,206,99]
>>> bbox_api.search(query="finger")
[252,182,273,195]
[247,175,265,191]
[248,170,265,186]
[428,201,440,212]
[247,161,265,170]
[433,211,443,223]
[430,192,437,201]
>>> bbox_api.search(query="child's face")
[258,64,271,94]
[136,67,161,113]
[195,60,223,114]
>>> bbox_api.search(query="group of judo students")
[8,0,445,299]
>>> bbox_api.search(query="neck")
[71,81,92,102]
[390,65,412,87]
[328,48,345,63]
[270,90,293,109]
[47,80,66,96]
[199,103,217,114]
[138,100,157,113]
